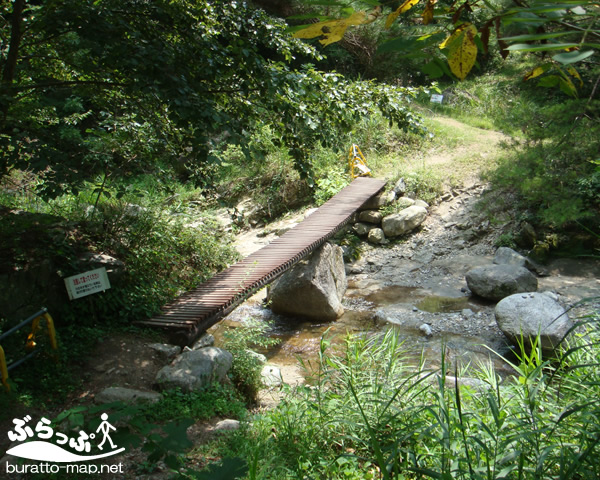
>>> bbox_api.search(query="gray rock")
[368,228,386,245]
[419,324,433,336]
[395,197,416,209]
[192,333,215,350]
[414,199,430,209]
[466,265,537,301]
[148,343,181,361]
[79,253,126,279]
[246,349,267,364]
[495,292,573,351]
[393,178,407,195]
[362,190,396,210]
[516,222,536,248]
[493,247,527,268]
[155,347,233,392]
[95,386,161,405]
[124,203,147,217]
[267,242,347,321]
[353,222,375,237]
[214,419,241,432]
[444,376,488,390]
[261,364,282,387]
[359,210,383,224]
[382,206,428,237]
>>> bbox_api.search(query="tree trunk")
[2,0,25,85]
[1,0,25,125]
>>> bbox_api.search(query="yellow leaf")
[293,11,368,46]
[445,23,478,80]
[385,0,421,29]
[422,0,437,25]
[560,75,577,97]
[567,66,583,87]
[524,66,546,82]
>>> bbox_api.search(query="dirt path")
[418,116,508,188]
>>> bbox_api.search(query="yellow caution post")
[0,308,58,392]
[348,144,372,179]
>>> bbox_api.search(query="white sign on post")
[64,267,111,300]
[430,94,444,104]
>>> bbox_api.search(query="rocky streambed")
[211,181,600,397]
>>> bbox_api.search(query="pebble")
[419,324,433,336]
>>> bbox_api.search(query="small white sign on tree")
[64,267,111,300]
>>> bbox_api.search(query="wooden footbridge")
[137,177,386,346]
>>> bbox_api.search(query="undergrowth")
[211,310,600,479]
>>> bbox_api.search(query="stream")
[210,182,600,389]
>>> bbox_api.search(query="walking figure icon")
[96,413,117,450]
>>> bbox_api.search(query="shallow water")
[211,286,513,378]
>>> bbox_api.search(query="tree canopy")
[0,0,425,197]
[292,0,599,95]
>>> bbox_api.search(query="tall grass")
[228,310,600,479]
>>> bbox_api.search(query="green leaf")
[506,42,579,52]
[378,32,446,53]
[501,31,576,42]
[559,77,577,97]
[553,50,595,64]
[537,75,560,87]
[421,61,444,78]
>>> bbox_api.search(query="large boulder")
[495,292,572,351]
[267,242,347,321]
[155,347,232,392]
[381,206,428,237]
[465,264,537,301]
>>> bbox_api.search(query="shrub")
[235,311,600,479]
[220,318,279,403]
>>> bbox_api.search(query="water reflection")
[211,289,514,379]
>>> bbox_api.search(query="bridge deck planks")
[135,177,386,345]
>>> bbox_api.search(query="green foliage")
[313,167,351,205]
[339,232,363,261]
[227,315,600,479]
[181,457,248,480]
[489,97,599,228]
[1,179,239,327]
[213,124,316,220]
[148,386,246,423]
[292,0,599,95]
[220,318,279,403]
[395,167,444,204]
[1,0,425,196]
[495,232,517,249]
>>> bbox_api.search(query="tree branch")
[6,79,129,92]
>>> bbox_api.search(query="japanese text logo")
[6,413,125,462]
